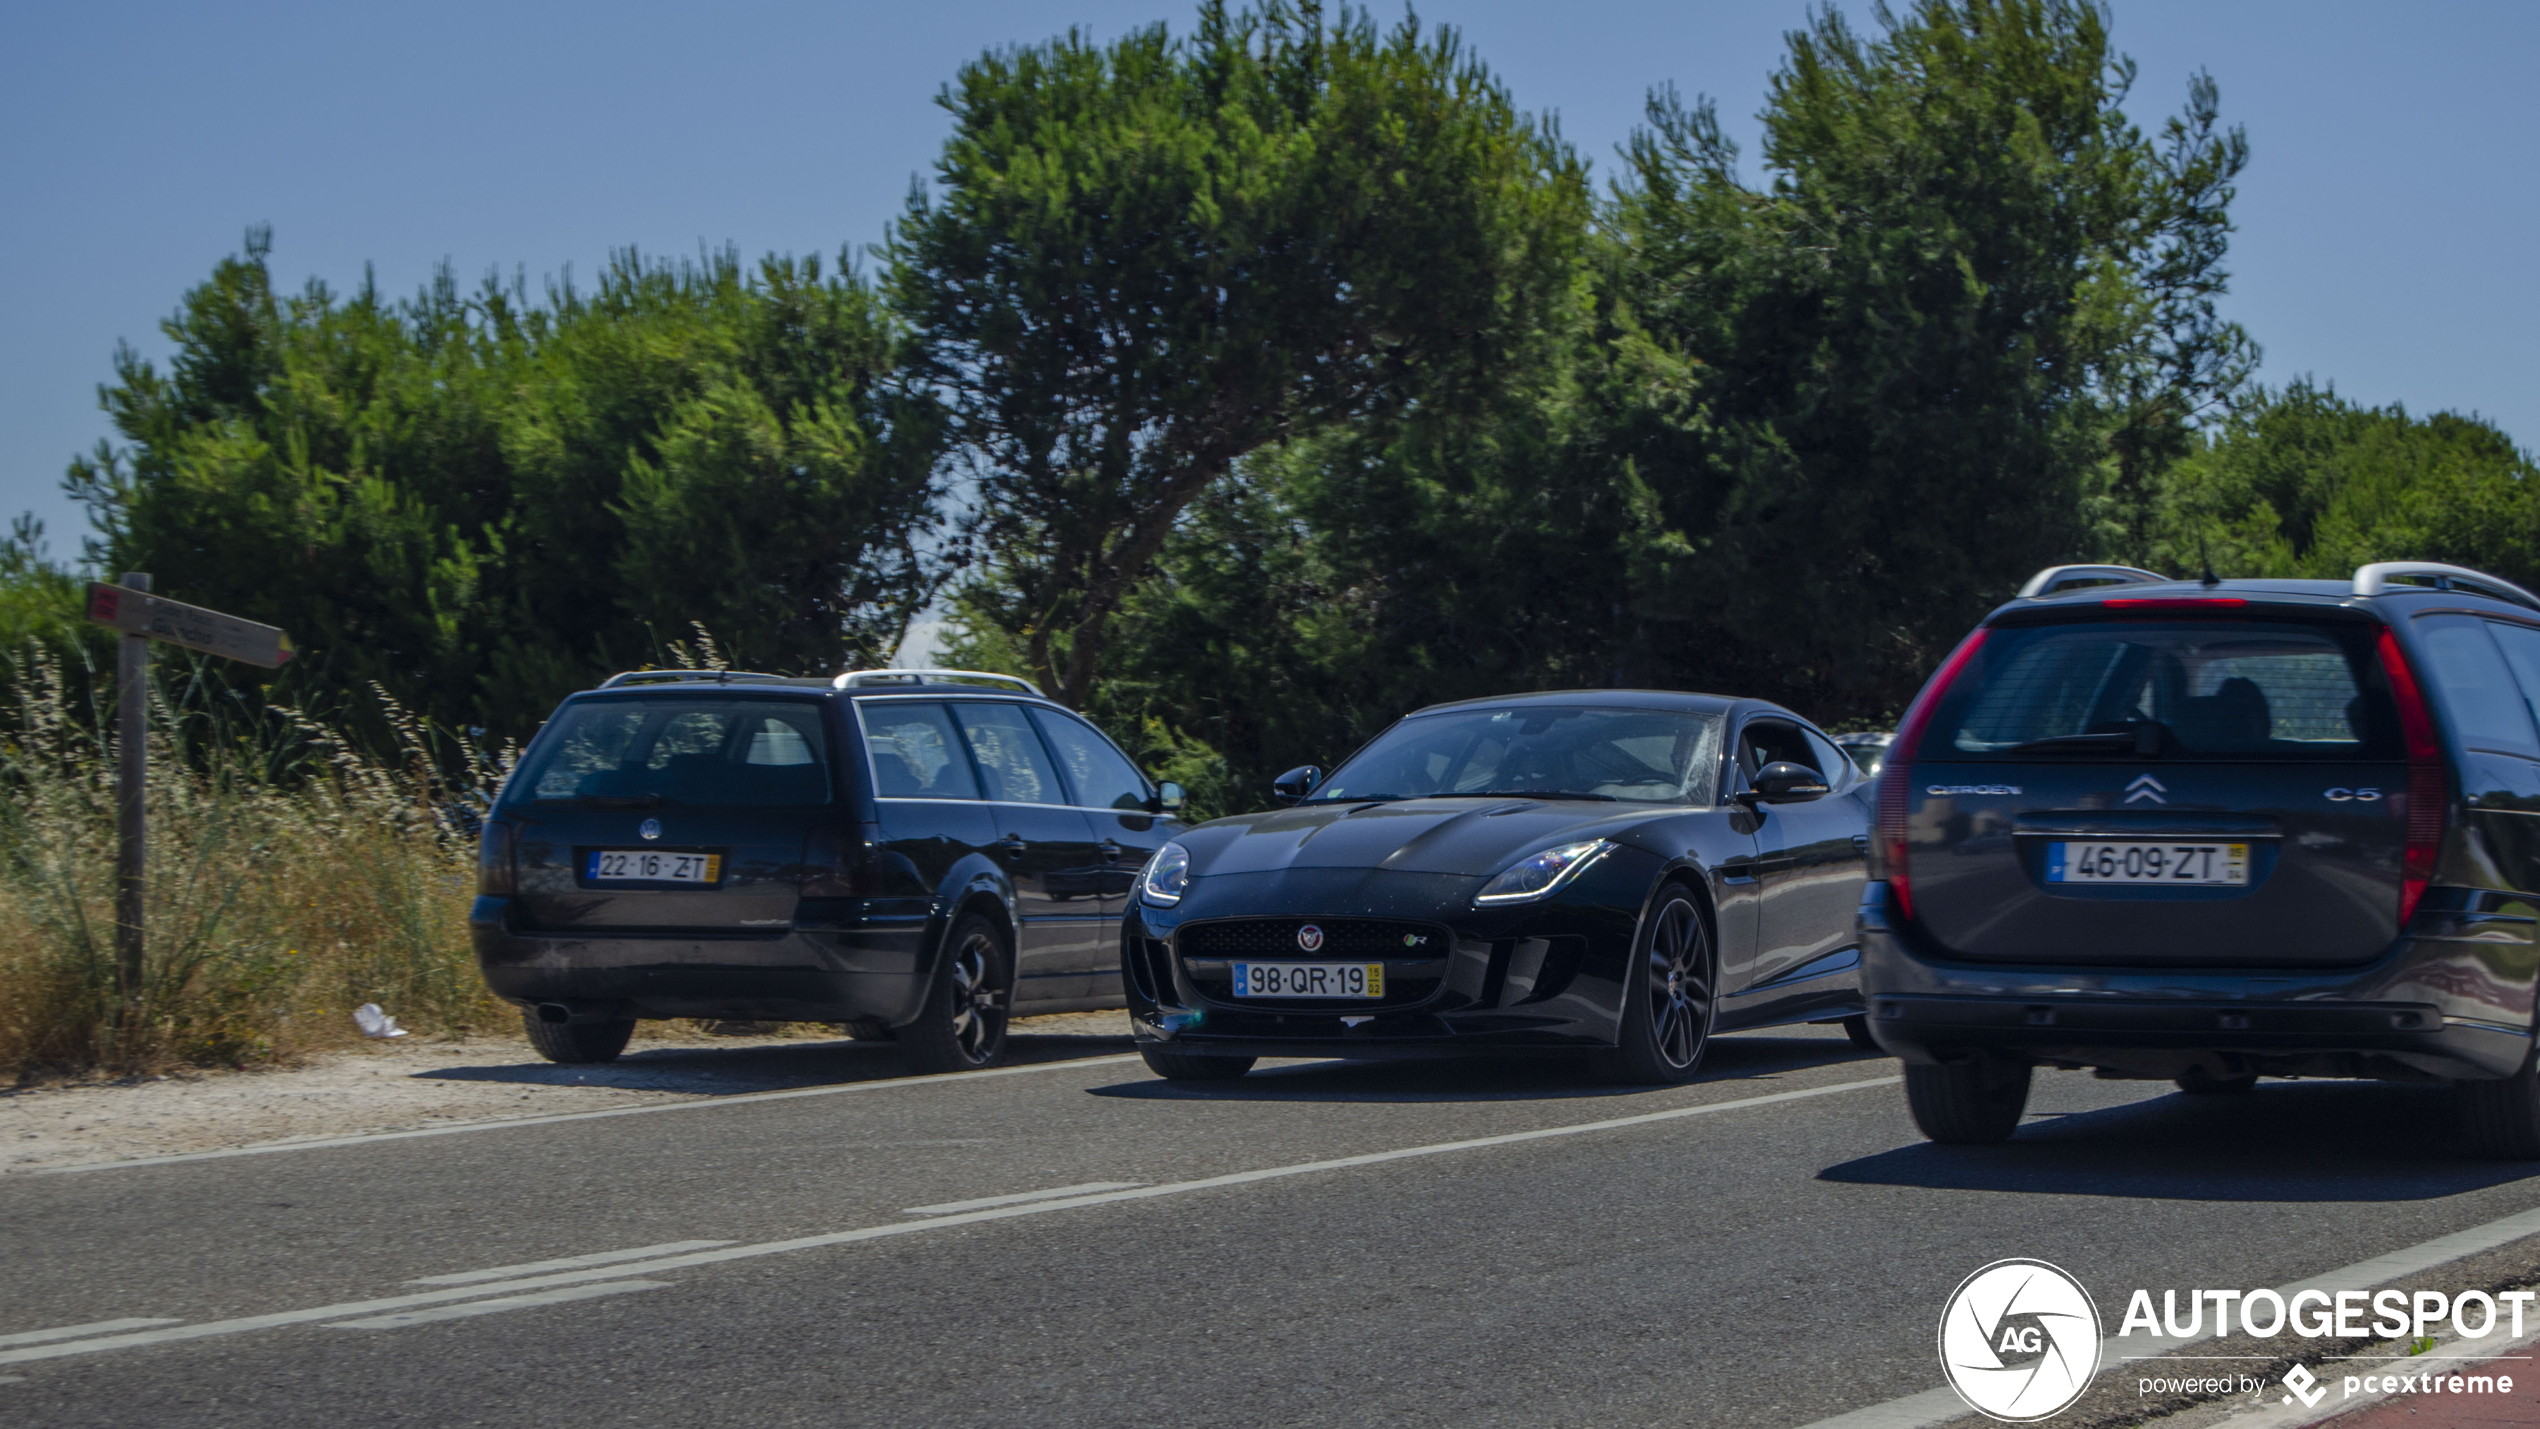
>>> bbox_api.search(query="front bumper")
[1857,883,2538,1081]
[469,896,933,1024]
[1120,864,1651,1058]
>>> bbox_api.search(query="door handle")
[1099,839,1124,863]
[995,834,1028,852]
[1851,835,1870,854]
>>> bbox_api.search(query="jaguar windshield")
[1309,706,1721,804]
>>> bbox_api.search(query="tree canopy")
[20,0,2533,809]
[891,0,1587,707]
[63,233,942,735]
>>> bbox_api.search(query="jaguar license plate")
[586,850,723,884]
[1231,962,1385,999]
[2046,841,2248,886]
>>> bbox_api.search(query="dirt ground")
[0,1010,1135,1174]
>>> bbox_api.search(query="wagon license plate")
[586,850,723,884]
[1231,962,1385,999]
[2047,841,2247,886]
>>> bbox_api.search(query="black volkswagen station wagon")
[1864,561,2540,1156]
[472,669,1184,1071]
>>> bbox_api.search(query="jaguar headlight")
[1475,839,1614,905]
[1140,841,1193,907]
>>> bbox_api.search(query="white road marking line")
[326,1281,672,1330]
[33,1053,1145,1176]
[1787,1203,2540,1429]
[0,1072,1902,1369]
[0,1318,181,1349]
[903,1182,1142,1215]
[407,1241,734,1285]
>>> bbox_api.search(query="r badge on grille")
[639,818,663,841]
[1297,924,1325,952]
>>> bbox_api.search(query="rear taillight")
[800,826,872,898]
[1876,627,1992,922]
[477,822,516,897]
[2375,629,2445,924]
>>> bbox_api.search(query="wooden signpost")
[84,576,294,1016]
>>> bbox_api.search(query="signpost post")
[85,578,293,1022]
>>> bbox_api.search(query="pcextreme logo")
[1939,1259,2102,1421]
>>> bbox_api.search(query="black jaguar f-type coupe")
[1121,690,1877,1083]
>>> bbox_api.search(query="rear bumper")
[469,896,931,1024]
[1858,883,2538,1081]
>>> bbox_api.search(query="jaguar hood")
[1180,798,1659,881]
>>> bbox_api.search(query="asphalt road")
[6,1027,2540,1428]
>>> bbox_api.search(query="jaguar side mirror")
[1149,781,1186,814]
[1744,761,1831,805]
[1271,765,1322,805]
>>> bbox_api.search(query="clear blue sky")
[3,1,2533,561]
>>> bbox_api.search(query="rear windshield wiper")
[2001,725,2166,756]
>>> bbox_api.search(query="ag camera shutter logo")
[1939,1259,2102,1421]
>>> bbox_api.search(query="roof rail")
[598,669,799,689]
[2017,565,2168,599]
[2353,562,2540,612]
[834,668,1046,696]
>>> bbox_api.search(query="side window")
[2485,622,2540,741]
[1739,720,1821,776]
[2417,617,2540,757]
[1800,727,1851,784]
[1028,708,1151,810]
[857,702,981,800]
[952,703,1067,805]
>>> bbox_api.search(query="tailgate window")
[1931,620,2397,761]
[515,698,834,806]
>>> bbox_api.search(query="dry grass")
[0,650,509,1081]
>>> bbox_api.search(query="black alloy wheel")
[899,913,1014,1074]
[1596,888,1716,1085]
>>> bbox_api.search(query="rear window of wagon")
[1921,619,2402,762]
[511,697,834,806]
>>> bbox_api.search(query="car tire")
[1138,1046,1256,1081]
[1903,1055,2032,1143]
[2460,1045,2540,1159]
[1594,886,1716,1086]
[2175,1069,2257,1095]
[1843,1015,1881,1052]
[896,912,1014,1074]
[522,1009,635,1065]
[836,1017,895,1042]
